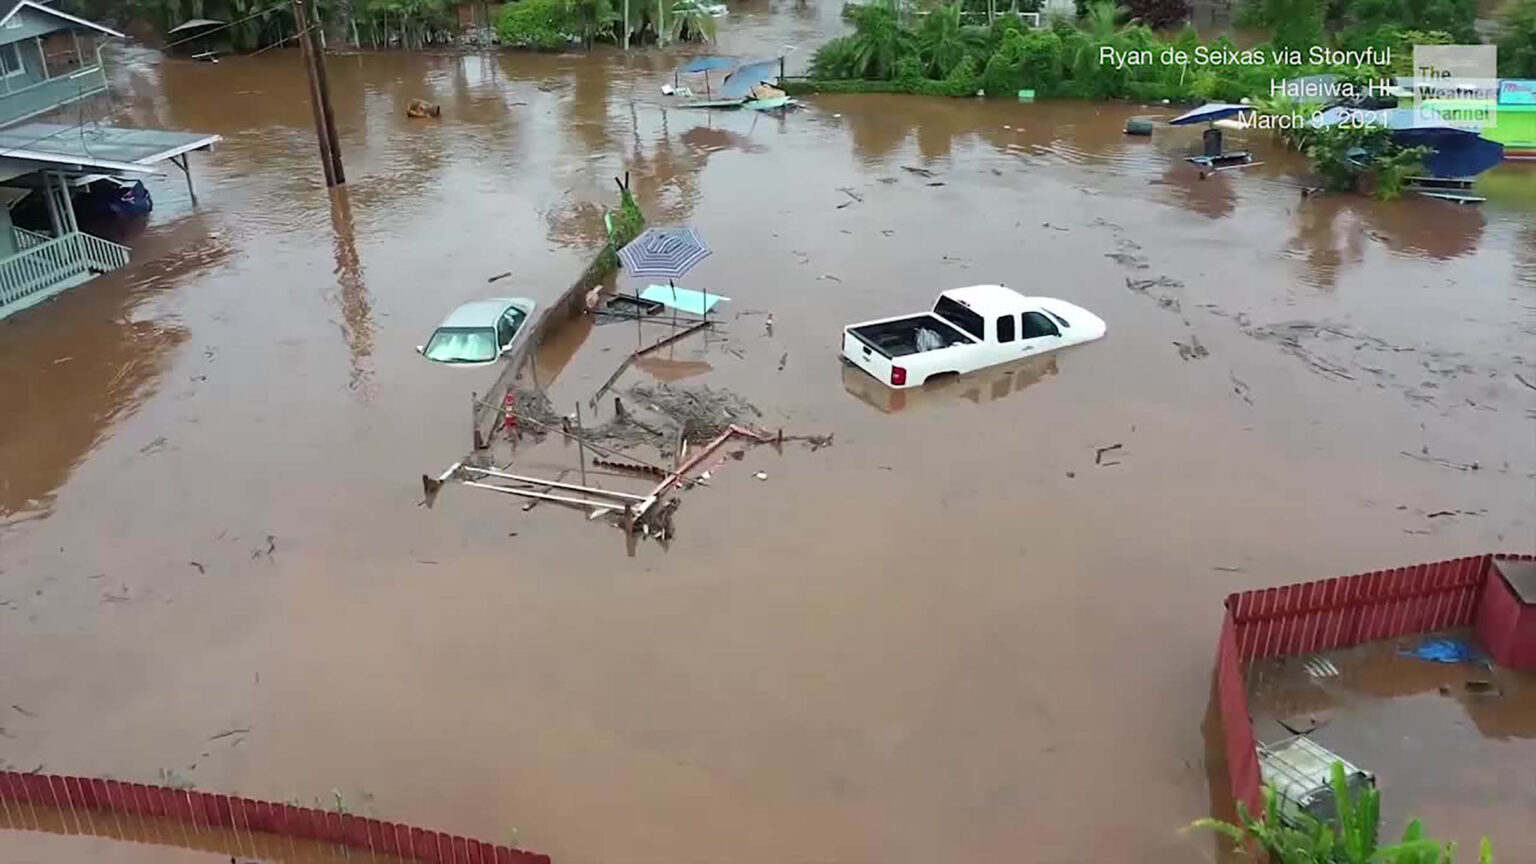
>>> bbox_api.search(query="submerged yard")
[2,4,1534,860]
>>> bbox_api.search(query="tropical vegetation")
[1305,123,1430,200]
[352,0,458,49]
[1238,0,1477,43]
[1193,763,1492,863]
[1495,0,1536,77]
[495,0,713,50]
[64,0,711,52]
[803,1,1383,103]
[805,0,1526,103]
[796,0,1517,196]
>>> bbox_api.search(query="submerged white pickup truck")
[841,285,1107,389]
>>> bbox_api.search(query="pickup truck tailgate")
[843,328,897,386]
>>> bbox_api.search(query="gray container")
[1258,735,1376,827]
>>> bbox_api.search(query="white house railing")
[14,226,51,249]
[0,229,132,314]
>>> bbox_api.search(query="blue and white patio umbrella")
[1168,103,1252,126]
[617,227,713,281]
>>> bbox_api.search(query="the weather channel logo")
[1412,45,1498,131]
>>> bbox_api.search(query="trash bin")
[1203,127,1223,157]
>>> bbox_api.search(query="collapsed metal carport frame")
[422,423,777,540]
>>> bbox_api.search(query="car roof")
[437,298,530,328]
[940,284,1028,314]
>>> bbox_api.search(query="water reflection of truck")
[841,352,1060,414]
[840,285,1105,389]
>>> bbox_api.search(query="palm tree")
[1071,1,1123,79]
[570,0,619,47]
[1084,0,1123,39]
[848,1,915,79]
[669,0,717,42]
[916,3,981,78]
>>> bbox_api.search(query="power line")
[249,21,317,57]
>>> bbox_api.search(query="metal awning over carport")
[0,122,220,199]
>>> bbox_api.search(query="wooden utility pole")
[292,0,345,186]
[311,27,345,184]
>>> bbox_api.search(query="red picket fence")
[1211,553,1532,822]
[0,771,549,864]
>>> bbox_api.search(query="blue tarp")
[678,56,737,74]
[1311,107,1505,177]
[1399,638,1484,664]
[1397,128,1504,177]
[719,59,780,100]
[1167,103,1250,126]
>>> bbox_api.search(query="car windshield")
[423,327,497,363]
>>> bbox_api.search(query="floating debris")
[1303,656,1340,678]
[1174,334,1209,361]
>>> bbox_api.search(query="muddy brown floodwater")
[2,2,1534,862]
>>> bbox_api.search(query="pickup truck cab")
[841,285,1106,389]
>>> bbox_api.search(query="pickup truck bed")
[847,314,973,358]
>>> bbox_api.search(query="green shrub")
[987,13,1028,52]
[1304,123,1430,200]
[980,29,1026,97]
[943,54,982,93]
[1016,29,1065,94]
[1269,0,1326,51]
[496,0,575,49]
[1496,0,1536,77]
[1344,0,1477,41]
[1336,25,1452,75]
[1233,0,1265,26]
[781,70,980,98]
[780,79,906,94]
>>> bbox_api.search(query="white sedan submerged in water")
[841,285,1106,389]
[417,298,536,367]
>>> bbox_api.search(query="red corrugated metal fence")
[1214,610,1262,817]
[1225,554,1492,662]
[1211,553,1532,824]
[0,771,549,863]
